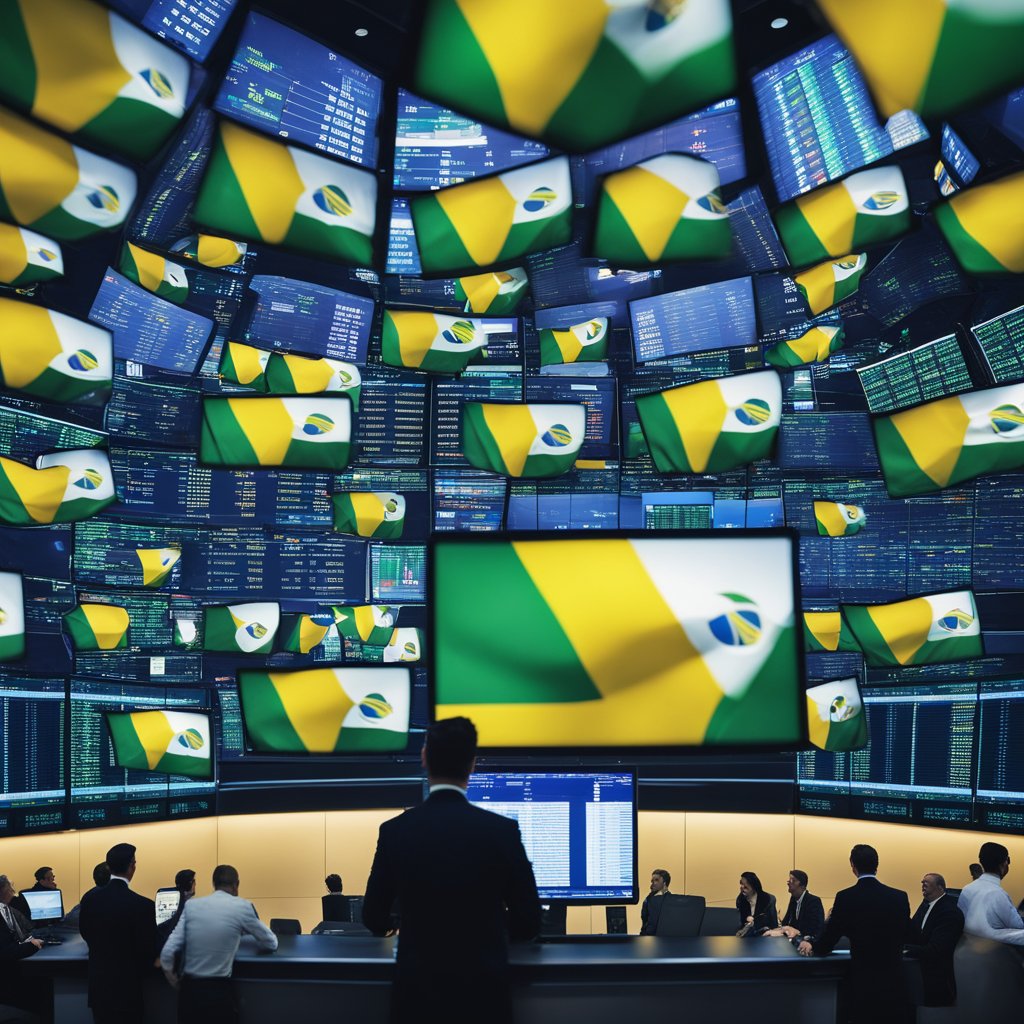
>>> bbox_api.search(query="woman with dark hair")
[735,871,778,936]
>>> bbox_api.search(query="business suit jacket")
[904,893,964,1006]
[814,876,912,1024]
[780,890,826,940]
[363,789,541,1024]
[0,908,35,963]
[78,878,157,1021]
[735,891,779,933]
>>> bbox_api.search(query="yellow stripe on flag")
[603,164,689,262]
[0,224,28,282]
[867,597,933,666]
[126,242,168,294]
[82,604,129,650]
[435,174,518,268]
[794,183,859,261]
[130,710,175,769]
[796,259,841,312]
[806,694,831,748]
[226,398,294,464]
[805,611,842,651]
[353,607,381,642]
[0,109,79,225]
[479,403,539,477]
[0,301,63,389]
[815,502,850,537]
[1,458,68,524]
[389,311,440,365]
[219,122,304,244]
[889,396,970,489]
[946,172,1024,273]
[347,493,387,536]
[661,379,729,473]
[269,669,353,750]
[459,271,502,311]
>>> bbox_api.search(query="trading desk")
[23,932,847,1023]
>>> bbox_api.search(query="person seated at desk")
[157,869,196,949]
[9,869,56,922]
[640,868,671,936]
[735,871,777,936]
[63,863,111,930]
[957,842,1024,945]
[763,870,824,944]
[903,872,963,1007]
[322,873,348,922]
[0,873,47,1023]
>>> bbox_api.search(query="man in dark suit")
[770,870,825,943]
[798,844,912,1024]
[363,717,541,1024]
[903,872,964,1007]
[78,843,158,1024]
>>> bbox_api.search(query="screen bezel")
[154,886,181,924]
[22,888,64,922]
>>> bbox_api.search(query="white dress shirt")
[956,873,1024,945]
[919,894,944,930]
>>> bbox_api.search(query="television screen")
[106,0,236,61]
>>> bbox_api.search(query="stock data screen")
[386,197,422,276]
[778,413,880,474]
[755,275,813,343]
[107,0,236,61]
[975,680,1024,832]
[429,371,524,466]
[352,369,429,466]
[0,407,106,463]
[972,305,1024,383]
[244,276,374,363]
[215,13,382,167]
[936,124,981,195]
[0,528,71,580]
[506,465,620,531]
[524,377,617,459]
[394,89,549,190]
[797,748,850,817]
[0,678,65,810]
[104,379,202,448]
[89,271,214,376]
[727,186,789,273]
[629,278,756,362]
[370,544,426,603]
[527,243,660,310]
[856,335,973,413]
[73,522,191,590]
[466,772,636,902]
[432,469,507,532]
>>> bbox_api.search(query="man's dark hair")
[850,844,879,875]
[652,868,670,887]
[927,873,946,889]
[106,843,136,876]
[740,871,764,895]
[969,862,984,880]
[979,842,1010,874]
[212,864,239,890]
[325,873,343,893]
[175,868,196,892]
[34,866,52,882]
[790,869,808,888]
[424,717,477,780]
[92,863,111,887]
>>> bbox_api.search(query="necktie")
[1,904,24,940]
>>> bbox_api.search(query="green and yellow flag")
[774,167,909,267]
[172,617,199,648]
[202,601,279,654]
[935,170,1024,274]
[434,536,801,747]
[0,450,114,526]
[135,547,180,588]
[411,157,572,274]
[239,666,411,753]
[842,590,982,667]
[0,0,189,161]
[635,370,781,474]
[0,107,137,241]
[200,396,352,471]
[174,234,248,269]
[218,342,269,390]
[280,612,335,654]
[795,254,867,314]
[818,0,1024,119]
[0,223,63,286]
[383,627,423,664]
[594,154,731,263]
[873,383,1024,497]
[381,310,490,373]
[765,323,844,369]
[539,317,608,367]
[814,501,867,537]
[63,602,129,651]
[264,353,360,407]
[195,121,377,265]
[454,267,528,314]
[332,492,406,539]
[0,571,25,661]
[119,242,189,303]
[806,679,868,752]
[803,611,862,654]
[332,605,396,645]
[0,297,112,403]
[107,710,212,778]
[414,0,736,150]
[462,402,586,478]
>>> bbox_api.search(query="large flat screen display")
[432,531,805,751]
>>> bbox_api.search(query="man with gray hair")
[0,874,45,1021]
[903,872,963,1006]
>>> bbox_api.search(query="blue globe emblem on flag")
[140,68,174,100]
[835,257,860,271]
[359,693,393,721]
[86,186,120,213]
[303,413,335,436]
[937,609,973,633]
[73,468,103,490]
[383,497,401,516]
[645,0,686,31]
[843,504,863,522]
[696,191,727,215]
[709,594,762,646]
[176,728,205,751]
[67,350,98,373]
[584,320,603,340]
[310,613,335,628]
[402,640,418,659]
[245,621,268,640]
[734,398,771,426]
[313,185,352,217]
[989,404,1024,434]
[541,424,573,447]
[862,190,900,211]
[523,187,557,213]
[34,247,57,263]
[442,320,476,345]
[829,695,856,723]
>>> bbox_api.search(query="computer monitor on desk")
[22,889,64,943]
[155,887,181,925]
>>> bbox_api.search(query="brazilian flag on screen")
[454,267,528,314]
[803,611,862,654]
[119,242,189,303]
[413,0,736,150]
[0,224,63,286]
[383,627,423,664]
[818,0,1024,119]
[63,602,129,651]
[175,234,248,269]
[218,342,269,390]
[136,548,180,588]
[239,666,411,754]
[841,590,982,668]
[280,612,335,654]
[107,710,212,779]
[462,402,586,479]
[200,396,352,471]
[381,310,489,373]
[195,121,377,265]
[0,297,112,403]
[0,571,25,661]
[935,171,1024,274]
[202,601,279,655]
[410,157,572,274]
[0,108,137,241]
[806,679,867,752]
[795,254,867,315]
[434,536,802,747]
[332,605,396,646]
[814,501,867,537]
[0,450,114,526]
[0,0,189,161]
[333,492,406,540]
[765,324,844,369]
[539,317,609,367]
[265,353,361,406]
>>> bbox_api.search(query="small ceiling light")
[770,17,789,29]
[354,27,369,37]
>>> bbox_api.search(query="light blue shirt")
[957,873,1024,946]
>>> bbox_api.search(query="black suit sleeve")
[0,920,37,962]
[905,903,964,963]
[813,890,845,956]
[362,825,396,938]
[133,897,158,973]
[501,819,541,942]
[802,895,826,941]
